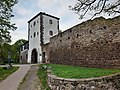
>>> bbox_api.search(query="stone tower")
[27,12,59,63]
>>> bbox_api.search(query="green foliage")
[11,39,27,63]
[0,43,12,64]
[0,66,19,81]
[38,64,51,90]
[0,0,18,43]
[46,64,120,79]
[0,39,27,64]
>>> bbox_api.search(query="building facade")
[25,12,59,63]
[19,41,29,64]
[20,12,120,68]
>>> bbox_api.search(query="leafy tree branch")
[0,0,18,43]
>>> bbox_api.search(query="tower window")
[33,21,36,26]
[34,32,36,37]
[49,20,52,24]
[37,32,39,35]
[49,31,53,36]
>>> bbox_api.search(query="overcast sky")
[10,0,85,44]
[10,0,115,44]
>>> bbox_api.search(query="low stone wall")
[48,73,120,90]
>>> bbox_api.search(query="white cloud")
[14,6,33,17]
[37,0,53,9]
[10,30,27,44]
[11,0,86,43]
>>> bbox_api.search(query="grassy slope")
[46,64,120,79]
[38,64,120,89]
[37,65,50,90]
[0,67,19,81]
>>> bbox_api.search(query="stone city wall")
[48,16,120,68]
[48,73,120,90]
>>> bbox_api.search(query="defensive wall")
[48,16,120,68]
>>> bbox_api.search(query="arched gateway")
[31,49,37,63]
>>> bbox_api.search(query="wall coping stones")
[47,72,120,90]
[48,72,120,81]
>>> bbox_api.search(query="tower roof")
[28,12,60,23]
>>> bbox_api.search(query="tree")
[70,0,120,19]
[0,39,27,64]
[0,0,18,43]
[0,43,12,64]
[11,39,27,63]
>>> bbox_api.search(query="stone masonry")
[48,16,120,68]
[48,73,120,90]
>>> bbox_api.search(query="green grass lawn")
[0,67,19,81]
[38,65,51,90]
[46,64,120,79]
[38,64,120,89]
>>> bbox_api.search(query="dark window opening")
[68,37,70,39]
[49,31,53,36]
[43,52,45,58]
[37,32,39,35]
[31,25,32,27]
[77,34,79,38]
[106,41,108,43]
[113,32,116,36]
[49,20,52,24]
[31,35,32,38]
[101,41,103,44]
[37,21,38,23]
[34,32,36,37]
[34,21,36,26]
[60,40,62,42]
[103,26,106,29]
[90,30,92,34]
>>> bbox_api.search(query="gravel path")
[0,65,30,90]
[18,65,42,90]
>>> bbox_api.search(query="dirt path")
[18,65,42,90]
[0,65,30,90]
